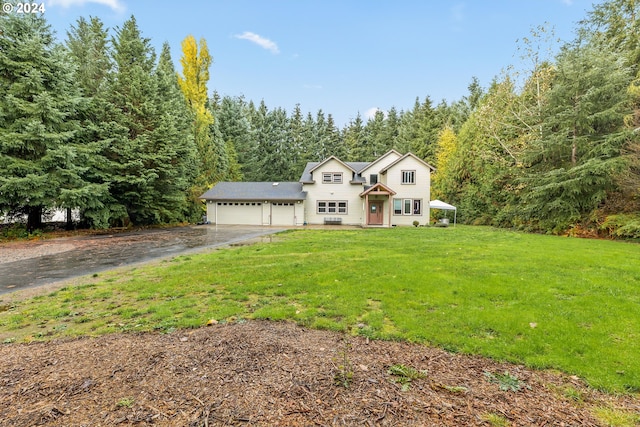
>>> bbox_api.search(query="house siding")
[383,156,431,226]
[206,201,304,226]
[359,151,401,184]
[202,151,432,227]
[303,159,364,225]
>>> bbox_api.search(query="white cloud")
[365,107,384,120]
[562,0,573,5]
[234,31,280,54]
[47,0,126,13]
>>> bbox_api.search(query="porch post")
[364,194,369,226]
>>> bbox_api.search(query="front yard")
[1,226,639,394]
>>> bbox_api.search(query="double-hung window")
[393,198,422,215]
[401,170,415,184]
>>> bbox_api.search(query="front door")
[368,201,384,225]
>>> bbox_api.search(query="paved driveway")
[0,225,286,295]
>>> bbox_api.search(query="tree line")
[1,0,639,237]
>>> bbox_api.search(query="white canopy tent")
[429,199,457,226]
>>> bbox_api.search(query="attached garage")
[201,182,306,226]
[270,202,300,226]
[215,202,264,225]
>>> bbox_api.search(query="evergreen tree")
[397,97,441,161]
[217,96,253,180]
[384,107,401,152]
[313,110,330,160]
[289,104,309,175]
[521,38,632,232]
[152,42,198,222]
[344,114,367,161]
[324,114,347,159]
[302,112,320,162]
[66,16,123,228]
[365,110,388,159]
[0,10,88,229]
[256,107,291,181]
[107,16,180,225]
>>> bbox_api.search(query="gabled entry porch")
[360,183,396,227]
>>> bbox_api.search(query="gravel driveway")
[0,225,286,295]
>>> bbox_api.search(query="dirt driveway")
[0,225,286,295]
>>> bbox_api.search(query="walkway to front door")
[368,201,384,225]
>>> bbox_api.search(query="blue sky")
[42,0,595,127]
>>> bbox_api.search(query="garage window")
[217,202,261,206]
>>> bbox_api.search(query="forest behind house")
[1,0,640,238]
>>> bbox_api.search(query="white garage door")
[271,202,296,226]
[216,202,262,225]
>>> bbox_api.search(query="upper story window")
[369,174,378,184]
[322,172,343,183]
[401,170,416,184]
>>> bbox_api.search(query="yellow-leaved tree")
[177,35,225,203]
[432,126,459,201]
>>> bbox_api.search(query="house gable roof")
[379,152,436,174]
[359,182,396,197]
[308,156,356,174]
[300,158,370,183]
[200,182,306,201]
[358,149,402,174]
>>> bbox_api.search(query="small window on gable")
[402,170,416,184]
[369,174,378,184]
[322,172,343,183]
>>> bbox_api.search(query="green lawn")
[1,226,639,393]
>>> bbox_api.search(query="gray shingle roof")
[200,182,306,201]
[299,161,371,183]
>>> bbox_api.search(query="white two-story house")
[200,150,435,227]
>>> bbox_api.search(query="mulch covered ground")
[1,320,636,426]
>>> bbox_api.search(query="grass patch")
[1,226,639,393]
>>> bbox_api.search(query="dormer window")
[322,172,343,184]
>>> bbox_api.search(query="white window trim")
[322,172,343,184]
[317,200,348,214]
[401,170,416,185]
[393,198,422,216]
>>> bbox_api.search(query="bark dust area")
[1,321,635,426]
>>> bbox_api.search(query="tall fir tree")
[216,96,252,180]
[521,38,632,232]
[365,110,389,159]
[324,114,347,160]
[344,114,367,161]
[151,42,198,222]
[66,16,123,228]
[0,9,91,229]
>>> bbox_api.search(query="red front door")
[368,201,384,225]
